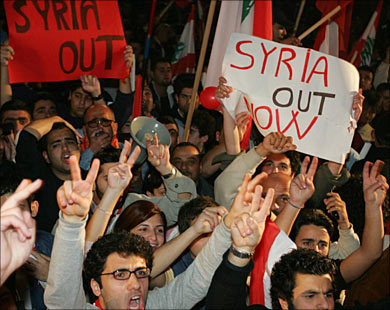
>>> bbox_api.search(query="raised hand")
[192,206,227,235]
[215,76,233,103]
[80,75,102,98]
[0,44,14,66]
[289,156,318,207]
[1,179,42,286]
[224,172,268,229]
[88,131,112,153]
[256,132,297,157]
[236,112,250,143]
[56,156,99,222]
[352,89,364,123]
[107,140,141,192]
[363,160,388,207]
[146,133,173,176]
[231,180,274,253]
[124,45,134,69]
[324,192,350,230]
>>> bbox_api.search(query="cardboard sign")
[4,0,127,83]
[222,33,359,164]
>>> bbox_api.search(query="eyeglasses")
[86,118,113,128]
[100,267,150,280]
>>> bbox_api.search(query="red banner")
[4,0,127,83]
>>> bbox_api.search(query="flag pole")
[155,0,175,26]
[183,0,217,142]
[292,0,306,36]
[142,0,158,79]
[298,5,341,41]
[350,50,358,64]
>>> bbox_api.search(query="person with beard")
[149,58,174,116]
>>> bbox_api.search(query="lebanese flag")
[249,219,296,308]
[313,0,353,58]
[171,5,196,76]
[349,0,383,67]
[204,0,272,151]
[204,0,272,88]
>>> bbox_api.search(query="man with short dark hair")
[271,249,336,310]
[291,161,387,291]
[358,66,375,91]
[149,58,174,116]
[156,115,180,151]
[29,91,57,121]
[206,248,336,310]
[189,110,216,154]
[16,116,84,232]
[171,142,214,198]
[170,73,202,138]
[83,231,153,309]
[56,76,106,131]
[0,100,31,135]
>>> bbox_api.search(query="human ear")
[30,200,39,217]
[90,278,101,297]
[201,135,209,143]
[278,298,289,310]
[42,151,50,164]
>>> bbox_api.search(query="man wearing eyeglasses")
[45,151,270,310]
[80,103,119,170]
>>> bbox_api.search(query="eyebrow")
[301,238,315,242]
[301,238,328,244]
[4,117,28,121]
[49,137,76,144]
[138,224,164,228]
[302,288,334,295]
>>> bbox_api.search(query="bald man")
[80,104,119,170]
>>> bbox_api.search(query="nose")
[97,121,104,130]
[148,230,158,243]
[313,244,321,254]
[126,273,141,291]
[62,142,70,152]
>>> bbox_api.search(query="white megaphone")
[129,116,171,165]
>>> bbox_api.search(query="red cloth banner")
[4,0,127,83]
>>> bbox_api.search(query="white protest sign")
[221,33,359,164]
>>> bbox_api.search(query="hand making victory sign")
[56,156,99,223]
[230,178,275,254]
[106,140,141,194]
[289,156,318,208]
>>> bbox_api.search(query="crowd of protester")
[0,1,389,309]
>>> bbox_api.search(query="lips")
[129,295,143,310]
[149,244,159,252]
[63,154,70,164]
